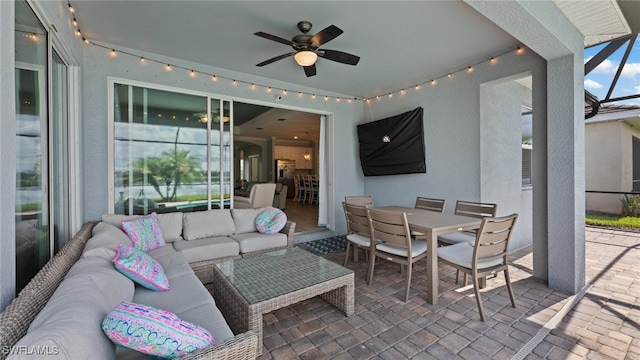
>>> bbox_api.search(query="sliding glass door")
[113,83,232,214]
[15,0,49,292]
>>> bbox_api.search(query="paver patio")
[252,226,640,359]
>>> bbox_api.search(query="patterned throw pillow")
[255,206,287,234]
[121,212,166,252]
[113,244,170,291]
[102,302,214,359]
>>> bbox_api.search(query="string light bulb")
[189,70,196,77]
[468,66,473,73]
[415,85,420,90]
[68,4,74,13]
[110,49,116,57]
[267,87,272,92]
[140,57,145,63]
[431,79,436,85]
[166,64,172,71]
[324,95,329,101]
[516,47,524,55]
[76,29,81,36]
[83,38,89,44]
[211,75,217,81]
[72,18,77,26]
[490,57,496,64]
[388,93,393,98]
[283,89,287,95]
[232,80,237,85]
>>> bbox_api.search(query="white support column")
[546,55,586,293]
[0,0,17,310]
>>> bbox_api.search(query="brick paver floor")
[255,226,640,359]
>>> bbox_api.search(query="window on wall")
[112,83,232,214]
[521,104,533,188]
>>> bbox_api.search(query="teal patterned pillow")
[113,244,170,291]
[255,206,287,234]
[121,212,165,252]
[102,302,214,358]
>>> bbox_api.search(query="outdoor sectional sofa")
[0,208,296,360]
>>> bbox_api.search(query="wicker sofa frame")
[0,218,300,360]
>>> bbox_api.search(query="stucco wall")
[81,43,365,234]
[361,50,543,251]
[585,120,640,214]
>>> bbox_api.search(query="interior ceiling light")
[294,51,318,67]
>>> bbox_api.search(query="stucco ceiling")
[72,1,519,100]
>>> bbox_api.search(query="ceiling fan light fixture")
[294,51,317,66]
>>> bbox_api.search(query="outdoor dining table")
[375,206,482,305]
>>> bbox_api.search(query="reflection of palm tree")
[132,149,203,202]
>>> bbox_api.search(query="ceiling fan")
[254,21,360,77]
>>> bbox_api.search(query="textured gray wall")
[81,43,365,234]
[361,50,543,252]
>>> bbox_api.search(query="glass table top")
[214,247,353,304]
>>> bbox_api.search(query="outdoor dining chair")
[344,195,374,206]
[366,208,428,302]
[437,200,497,284]
[412,197,446,238]
[437,200,497,246]
[437,213,518,321]
[414,197,446,212]
[342,202,373,279]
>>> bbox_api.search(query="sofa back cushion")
[102,212,184,242]
[82,222,133,261]
[231,208,266,234]
[182,210,235,240]
[11,257,134,360]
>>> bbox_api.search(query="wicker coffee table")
[210,247,354,356]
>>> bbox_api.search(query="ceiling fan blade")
[310,25,343,47]
[303,64,317,77]
[256,52,295,67]
[318,49,360,65]
[254,31,296,47]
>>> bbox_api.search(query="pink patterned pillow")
[113,244,170,291]
[255,207,287,234]
[121,212,165,252]
[102,302,214,358]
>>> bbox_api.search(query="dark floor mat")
[297,235,347,256]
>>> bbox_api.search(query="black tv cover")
[357,107,426,176]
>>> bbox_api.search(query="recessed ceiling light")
[294,136,298,139]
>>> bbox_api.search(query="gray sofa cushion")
[172,237,240,263]
[82,222,132,260]
[12,257,134,360]
[132,273,212,317]
[182,210,235,240]
[229,232,288,253]
[101,212,184,242]
[231,208,266,234]
[147,247,194,280]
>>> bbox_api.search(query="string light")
[66,1,522,105]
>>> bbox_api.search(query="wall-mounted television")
[357,107,426,176]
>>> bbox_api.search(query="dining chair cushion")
[346,233,370,247]
[437,231,475,245]
[376,239,427,257]
[437,242,503,269]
